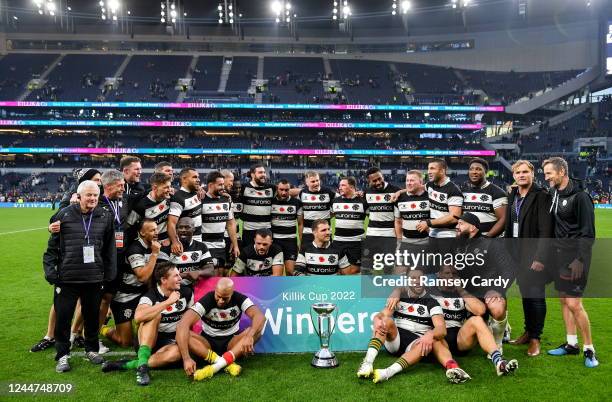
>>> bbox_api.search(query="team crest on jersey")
[229,309,238,318]
[235,204,243,212]
[175,300,184,311]
[480,194,489,202]
[562,200,568,206]
[417,305,426,315]
[454,299,462,309]
[265,189,272,196]
[319,194,326,201]
[439,194,446,202]
[223,204,229,211]
[384,194,391,202]
[308,255,315,262]
[124,308,132,318]
[287,206,294,213]
[263,258,271,267]
[328,255,337,264]
[191,252,199,261]
[420,201,428,209]
[352,204,360,211]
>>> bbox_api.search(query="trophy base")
[311,348,339,368]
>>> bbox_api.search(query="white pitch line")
[0,227,48,236]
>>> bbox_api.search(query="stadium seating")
[27,54,125,102]
[105,55,192,101]
[264,57,326,104]
[0,53,59,100]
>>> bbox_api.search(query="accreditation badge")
[83,246,95,263]
[115,231,124,249]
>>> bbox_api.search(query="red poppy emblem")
[319,256,325,262]
[411,203,416,209]
[181,255,188,261]
[344,205,349,209]
[407,306,414,313]
[166,306,173,311]
[257,191,263,196]
[311,196,316,201]
[376,196,381,201]
[158,204,165,211]
[444,300,450,307]
[471,195,477,200]
[280,207,285,212]
[219,312,227,319]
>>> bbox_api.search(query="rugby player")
[102,263,195,386]
[231,229,285,276]
[176,278,266,380]
[356,268,471,384]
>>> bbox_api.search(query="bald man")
[176,278,266,380]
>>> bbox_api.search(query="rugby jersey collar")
[180,186,190,193]
[156,285,169,300]
[436,177,451,187]
[466,180,490,189]
[312,241,331,249]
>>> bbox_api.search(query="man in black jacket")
[543,157,599,368]
[43,180,117,373]
[506,160,553,357]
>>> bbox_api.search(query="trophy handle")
[329,309,339,338]
[309,308,321,338]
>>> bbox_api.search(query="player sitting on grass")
[102,262,204,386]
[357,268,471,384]
[431,265,518,377]
[176,277,266,381]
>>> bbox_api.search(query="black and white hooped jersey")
[395,191,430,240]
[232,244,284,276]
[191,290,255,337]
[332,196,367,242]
[201,193,233,250]
[393,293,444,335]
[460,181,508,236]
[139,285,194,334]
[296,242,351,275]
[240,182,275,231]
[114,238,152,303]
[224,193,242,239]
[365,183,401,238]
[158,240,213,286]
[430,290,468,329]
[426,178,463,238]
[126,194,170,242]
[271,197,302,239]
[169,187,203,241]
[300,188,336,235]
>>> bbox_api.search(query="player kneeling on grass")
[357,268,471,384]
[176,277,266,380]
[102,262,196,386]
[431,265,518,377]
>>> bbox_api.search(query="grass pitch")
[0,209,610,401]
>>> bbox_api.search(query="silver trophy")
[310,302,339,368]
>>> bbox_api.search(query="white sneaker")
[357,360,373,378]
[446,367,471,384]
[98,341,110,355]
[372,369,390,383]
[56,355,71,373]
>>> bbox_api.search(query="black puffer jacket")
[43,204,117,284]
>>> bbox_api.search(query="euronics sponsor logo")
[0,147,496,157]
[0,101,504,113]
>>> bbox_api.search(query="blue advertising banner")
[0,202,52,208]
[194,276,386,354]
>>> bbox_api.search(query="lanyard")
[104,196,121,226]
[82,212,93,245]
[515,196,525,220]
